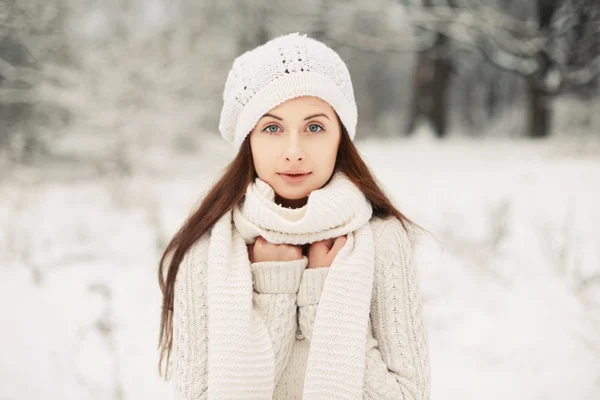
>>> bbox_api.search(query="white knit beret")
[218,32,358,148]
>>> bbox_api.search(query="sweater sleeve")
[363,218,431,400]
[170,239,307,399]
[171,236,210,400]
[296,266,330,341]
[250,256,308,385]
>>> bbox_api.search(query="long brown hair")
[157,117,426,379]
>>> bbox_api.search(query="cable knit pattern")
[296,267,329,343]
[233,171,374,399]
[363,217,431,400]
[172,233,210,399]
[170,173,431,399]
[172,233,301,400]
[251,257,308,387]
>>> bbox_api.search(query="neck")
[274,193,308,209]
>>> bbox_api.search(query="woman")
[158,32,431,399]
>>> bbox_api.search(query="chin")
[274,184,312,200]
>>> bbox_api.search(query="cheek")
[316,137,339,163]
[251,138,275,171]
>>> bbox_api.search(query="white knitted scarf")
[206,171,375,399]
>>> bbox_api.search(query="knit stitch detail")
[297,267,330,307]
[218,32,358,147]
[172,233,210,399]
[251,257,308,294]
[170,187,431,400]
[363,217,432,400]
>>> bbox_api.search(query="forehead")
[269,96,333,113]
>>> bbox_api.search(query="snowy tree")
[405,0,455,138]
[400,0,600,137]
[0,0,73,162]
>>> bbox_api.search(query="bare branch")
[0,87,36,103]
[563,54,600,86]
[327,31,438,54]
[405,6,547,57]
[0,59,39,84]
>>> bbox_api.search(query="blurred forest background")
[1,0,599,166]
[1,1,599,400]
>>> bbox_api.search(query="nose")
[283,133,304,162]
[285,152,303,162]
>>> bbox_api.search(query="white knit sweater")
[170,210,431,399]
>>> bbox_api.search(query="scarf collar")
[233,170,373,244]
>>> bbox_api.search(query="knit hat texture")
[218,32,358,147]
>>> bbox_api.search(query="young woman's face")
[249,96,341,208]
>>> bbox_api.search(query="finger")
[322,238,334,250]
[329,236,347,254]
[309,240,330,253]
[278,243,299,254]
[254,237,267,249]
[308,241,324,258]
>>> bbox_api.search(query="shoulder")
[369,215,413,256]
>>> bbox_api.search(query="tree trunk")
[523,0,557,138]
[406,34,452,138]
[526,81,551,138]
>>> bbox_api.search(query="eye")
[307,123,324,133]
[263,124,280,134]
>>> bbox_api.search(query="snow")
[1,134,599,399]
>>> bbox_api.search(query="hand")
[247,236,303,263]
[307,235,347,269]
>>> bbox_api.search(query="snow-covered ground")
[1,134,599,400]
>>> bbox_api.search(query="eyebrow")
[261,113,330,121]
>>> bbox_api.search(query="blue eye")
[263,125,280,134]
[262,123,324,134]
[308,124,324,133]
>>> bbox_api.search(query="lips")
[280,170,310,175]
[279,172,310,177]
[278,172,311,183]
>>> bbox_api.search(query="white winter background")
[1,1,600,400]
